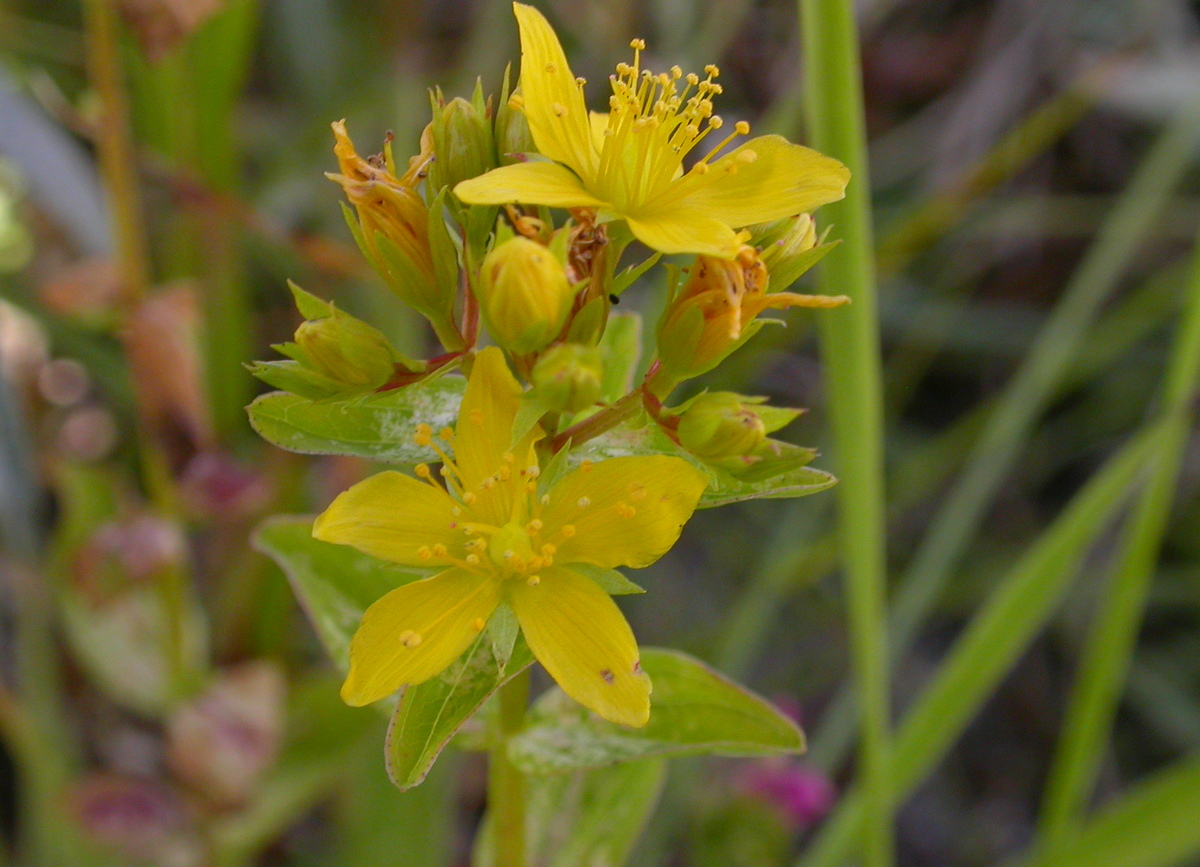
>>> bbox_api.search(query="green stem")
[488,668,530,867]
[800,2,893,865]
[548,387,643,452]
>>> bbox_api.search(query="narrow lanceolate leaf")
[798,425,1163,867]
[473,758,666,867]
[386,633,534,790]
[507,648,803,774]
[252,516,427,669]
[1008,752,1200,867]
[576,422,836,507]
[247,375,464,463]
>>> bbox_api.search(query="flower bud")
[294,309,396,389]
[428,89,495,193]
[531,344,603,413]
[656,244,848,388]
[327,121,462,348]
[495,91,536,163]
[676,392,767,463]
[757,213,818,270]
[478,237,575,354]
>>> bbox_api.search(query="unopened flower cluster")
[251,3,850,727]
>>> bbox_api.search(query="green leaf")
[247,374,465,463]
[575,421,837,507]
[287,280,333,319]
[610,252,663,296]
[252,516,428,670]
[386,633,535,790]
[571,563,645,595]
[1006,752,1200,867]
[597,312,642,402]
[474,758,666,867]
[507,648,803,774]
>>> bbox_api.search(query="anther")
[541,543,556,556]
[735,120,750,135]
[577,497,591,508]
[432,543,448,557]
[471,617,486,632]
[561,525,576,538]
[705,64,720,77]
[462,491,477,505]
[630,38,646,50]
[415,463,432,478]
[413,423,433,446]
[553,103,568,117]
[545,63,557,73]
[575,76,586,86]
[580,460,593,472]
[616,503,637,518]
[470,410,484,425]
[439,427,455,440]
[466,554,481,565]
[400,630,422,648]
[526,574,541,586]
[527,519,543,533]
[417,546,432,560]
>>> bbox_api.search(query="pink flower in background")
[739,762,836,828]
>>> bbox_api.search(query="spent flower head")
[313,348,708,726]
[455,3,850,258]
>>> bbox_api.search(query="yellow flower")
[454,3,850,258]
[313,348,707,727]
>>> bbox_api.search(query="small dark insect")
[609,294,620,304]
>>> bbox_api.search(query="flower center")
[488,522,537,574]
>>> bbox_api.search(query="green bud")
[531,344,604,413]
[428,87,496,192]
[676,392,768,463]
[294,308,396,389]
[495,91,536,163]
[478,237,576,354]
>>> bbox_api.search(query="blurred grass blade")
[1008,752,1200,867]
[1038,209,1200,839]
[809,102,1200,771]
[800,1,893,864]
[798,424,1163,867]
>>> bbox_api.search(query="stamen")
[439,427,455,440]
[471,617,486,632]
[400,630,422,648]
[526,519,543,533]
[561,525,576,538]
[628,483,647,501]
[417,546,432,560]
[577,497,591,508]
[616,502,637,518]
[415,463,432,478]
[432,543,448,557]
[526,574,541,586]
[413,423,433,446]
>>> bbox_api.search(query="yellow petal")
[511,3,596,178]
[666,135,850,229]
[341,568,502,706]
[313,471,464,566]
[588,110,609,154]
[541,455,707,568]
[624,211,742,258]
[508,565,650,726]
[455,161,605,209]
[454,347,529,526]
